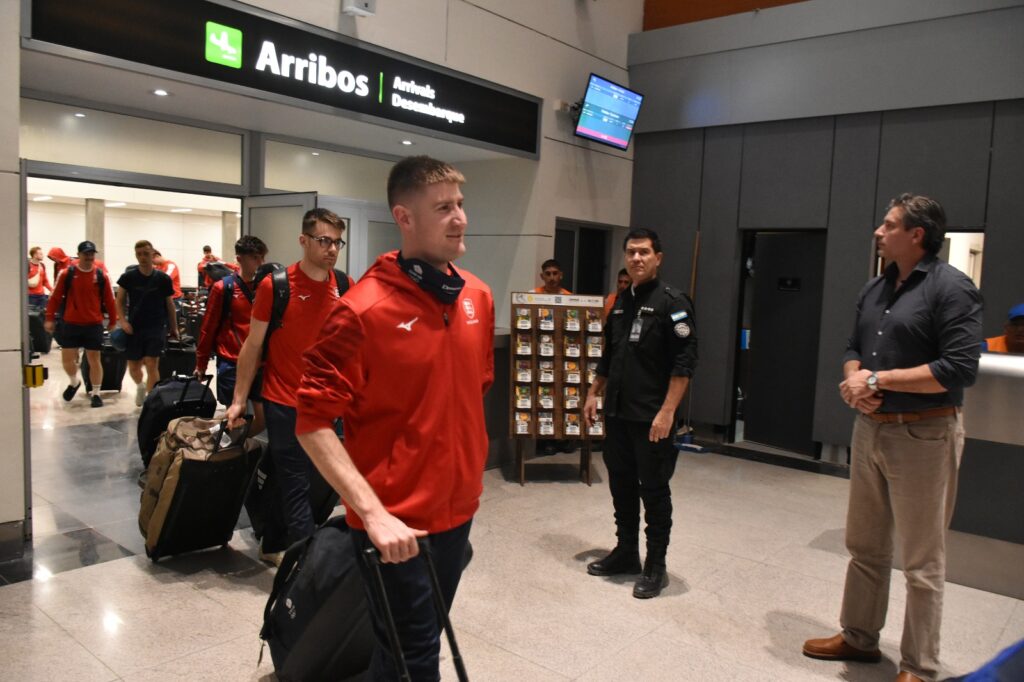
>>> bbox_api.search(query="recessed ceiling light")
[105,201,126,208]
[401,140,414,146]
[170,207,192,213]
[311,151,320,156]
[152,89,169,97]
[32,195,53,202]
[74,112,86,118]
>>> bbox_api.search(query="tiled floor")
[1,351,1021,680]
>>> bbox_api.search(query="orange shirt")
[28,261,51,295]
[984,335,1009,353]
[533,286,571,295]
[603,292,617,319]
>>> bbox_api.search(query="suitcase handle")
[211,415,252,455]
[176,373,214,404]
[362,539,469,682]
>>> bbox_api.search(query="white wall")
[247,0,644,325]
[264,141,390,201]
[21,99,243,184]
[0,0,24,531]
[27,202,227,286]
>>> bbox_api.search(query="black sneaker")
[90,394,103,408]
[62,383,81,402]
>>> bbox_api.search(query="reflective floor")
[1,351,1021,680]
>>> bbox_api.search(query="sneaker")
[259,546,285,567]
[135,383,147,407]
[62,382,81,402]
[90,394,103,408]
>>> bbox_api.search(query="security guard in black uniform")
[584,227,697,599]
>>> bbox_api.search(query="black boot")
[632,559,668,599]
[587,545,641,576]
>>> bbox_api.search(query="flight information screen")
[574,74,643,151]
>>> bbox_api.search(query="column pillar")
[222,211,239,261]
[0,0,26,559]
[85,198,105,255]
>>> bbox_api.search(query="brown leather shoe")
[894,673,924,682]
[802,633,881,662]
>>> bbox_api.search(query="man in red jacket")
[195,235,268,434]
[152,250,183,303]
[226,209,353,563]
[44,241,118,407]
[293,156,494,681]
[27,246,53,308]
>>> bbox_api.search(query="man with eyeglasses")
[227,208,353,564]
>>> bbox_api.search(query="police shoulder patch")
[674,322,691,338]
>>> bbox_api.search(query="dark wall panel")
[982,99,1024,336]
[875,102,993,227]
[691,126,744,425]
[812,113,882,445]
[631,129,704,292]
[738,116,834,229]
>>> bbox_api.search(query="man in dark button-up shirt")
[804,194,982,682]
[584,227,697,600]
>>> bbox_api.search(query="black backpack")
[204,261,235,284]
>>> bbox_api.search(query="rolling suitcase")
[81,341,128,392]
[260,517,374,681]
[28,307,52,354]
[160,339,197,378]
[138,416,254,561]
[138,374,217,469]
[261,521,470,682]
[245,448,340,553]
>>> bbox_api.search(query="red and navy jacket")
[296,251,495,535]
[195,275,255,373]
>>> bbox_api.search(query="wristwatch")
[867,372,879,391]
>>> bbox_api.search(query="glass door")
[242,192,317,266]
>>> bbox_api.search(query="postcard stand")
[509,292,606,485]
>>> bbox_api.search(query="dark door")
[743,231,826,455]
[576,227,608,295]
[553,227,576,288]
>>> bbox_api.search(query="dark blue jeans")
[351,520,472,682]
[264,399,316,546]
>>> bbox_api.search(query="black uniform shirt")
[597,277,698,422]
[843,254,982,411]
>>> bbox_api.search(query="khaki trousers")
[840,412,963,682]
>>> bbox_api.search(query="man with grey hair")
[803,194,983,682]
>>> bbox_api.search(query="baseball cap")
[1009,303,1024,321]
[77,240,97,254]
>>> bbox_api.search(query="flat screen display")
[573,74,643,151]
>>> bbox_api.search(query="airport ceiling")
[21,49,513,164]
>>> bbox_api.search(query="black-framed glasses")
[305,234,346,249]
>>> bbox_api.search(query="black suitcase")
[261,517,374,681]
[245,448,340,553]
[81,342,128,392]
[140,417,255,562]
[28,307,52,354]
[160,340,197,378]
[137,375,217,468]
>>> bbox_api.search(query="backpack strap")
[333,268,350,297]
[218,275,236,334]
[262,267,291,357]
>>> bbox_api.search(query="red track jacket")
[195,276,255,372]
[296,251,494,534]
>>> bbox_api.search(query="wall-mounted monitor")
[573,74,644,151]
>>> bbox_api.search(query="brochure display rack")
[509,292,606,485]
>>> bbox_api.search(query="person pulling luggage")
[195,235,269,435]
[226,209,353,565]
[280,156,494,682]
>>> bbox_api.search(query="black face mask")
[397,252,465,304]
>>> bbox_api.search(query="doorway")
[552,219,615,295]
[734,230,827,457]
